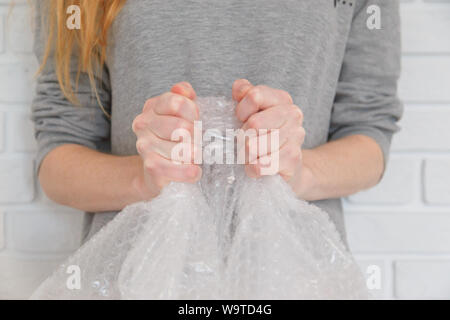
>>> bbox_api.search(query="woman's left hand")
[232,79,306,188]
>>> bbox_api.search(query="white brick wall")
[395,260,450,299]
[423,159,450,205]
[0,0,449,299]
[345,0,450,299]
[0,2,85,299]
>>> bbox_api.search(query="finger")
[153,92,199,121]
[236,85,293,122]
[240,120,305,164]
[136,132,198,162]
[144,152,202,183]
[245,149,282,178]
[245,142,302,179]
[244,132,284,164]
[149,114,194,141]
[236,127,295,164]
[171,81,197,100]
[232,79,253,102]
[242,104,302,132]
[133,112,194,141]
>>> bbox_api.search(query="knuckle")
[144,155,158,172]
[247,87,262,105]
[256,84,268,91]
[168,95,184,113]
[131,119,139,133]
[291,105,303,119]
[296,127,306,144]
[178,119,193,133]
[281,90,294,104]
[142,99,153,112]
[132,115,145,132]
[161,92,172,100]
[247,115,260,129]
[297,109,304,120]
[294,126,305,138]
[136,139,147,154]
[299,126,306,137]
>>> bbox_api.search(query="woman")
[32,0,402,242]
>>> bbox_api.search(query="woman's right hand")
[132,82,202,199]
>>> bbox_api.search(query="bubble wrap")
[31,97,368,300]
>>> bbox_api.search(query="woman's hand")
[232,79,306,193]
[132,82,202,199]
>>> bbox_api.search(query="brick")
[401,3,450,53]
[424,158,450,205]
[0,255,66,299]
[10,111,36,152]
[399,56,450,102]
[0,157,34,203]
[7,7,34,53]
[0,15,4,53]
[0,112,4,152]
[348,157,416,204]
[0,211,4,250]
[345,213,450,253]
[395,260,450,299]
[0,58,38,103]
[392,106,450,151]
[355,258,388,299]
[8,207,85,253]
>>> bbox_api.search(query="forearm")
[293,135,385,201]
[39,135,384,210]
[39,144,147,212]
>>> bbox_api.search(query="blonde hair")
[39,0,126,115]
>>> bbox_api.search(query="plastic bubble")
[31,97,368,300]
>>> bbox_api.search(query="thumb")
[171,81,196,100]
[232,79,253,102]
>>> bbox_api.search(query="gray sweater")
[32,0,402,241]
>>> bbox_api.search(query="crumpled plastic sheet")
[31,97,368,300]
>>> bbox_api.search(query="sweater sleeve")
[31,3,111,175]
[328,0,403,168]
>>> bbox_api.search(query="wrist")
[130,156,162,202]
[295,150,321,201]
[130,169,148,202]
[128,156,152,203]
